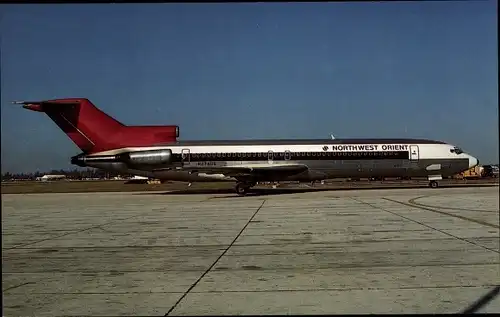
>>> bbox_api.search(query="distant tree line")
[2,168,135,181]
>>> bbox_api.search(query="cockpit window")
[450,147,463,154]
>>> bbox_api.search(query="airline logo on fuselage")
[328,144,410,152]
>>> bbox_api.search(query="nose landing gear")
[428,174,442,189]
[429,180,439,188]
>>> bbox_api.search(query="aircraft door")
[181,149,190,165]
[409,145,419,161]
[285,150,291,161]
[268,150,274,164]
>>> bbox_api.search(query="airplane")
[15,98,479,196]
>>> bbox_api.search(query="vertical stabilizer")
[16,98,179,153]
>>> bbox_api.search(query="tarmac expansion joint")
[164,199,267,316]
[348,197,498,255]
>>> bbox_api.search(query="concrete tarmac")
[2,186,499,316]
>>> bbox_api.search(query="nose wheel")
[429,180,439,188]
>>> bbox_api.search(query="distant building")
[125,175,150,184]
[36,174,66,181]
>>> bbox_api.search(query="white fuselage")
[76,140,478,183]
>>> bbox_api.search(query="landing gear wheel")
[235,183,249,196]
[429,180,439,188]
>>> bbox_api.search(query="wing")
[180,164,309,179]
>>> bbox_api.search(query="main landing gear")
[235,182,256,196]
[429,180,439,188]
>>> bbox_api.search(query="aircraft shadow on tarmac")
[133,183,496,198]
[136,187,330,197]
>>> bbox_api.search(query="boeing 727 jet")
[16,98,479,196]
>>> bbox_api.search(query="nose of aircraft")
[468,155,479,168]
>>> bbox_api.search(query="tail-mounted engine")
[117,149,174,166]
[71,149,175,168]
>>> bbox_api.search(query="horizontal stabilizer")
[13,99,87,112]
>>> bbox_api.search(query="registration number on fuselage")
[196,161,217,166]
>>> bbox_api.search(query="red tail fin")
[17,98,179,153]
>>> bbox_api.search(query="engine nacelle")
[119,149,173,166]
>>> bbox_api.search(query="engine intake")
[119,149,173,166]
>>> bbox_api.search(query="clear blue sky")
[1,1,498,173]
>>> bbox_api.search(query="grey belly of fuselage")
[84,158,469,182]
[280,158,469,181]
